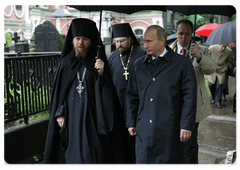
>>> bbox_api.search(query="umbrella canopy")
[47,8,76,18]
[69,5,166,14]
[167,5,236,41]
[167,5,236,17]
[68,5,166,58]
[205,21,236,45]
[195,23,221,37]
[167,33,202,45]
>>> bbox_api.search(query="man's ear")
[160,37,166,46]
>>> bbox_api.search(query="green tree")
[4,32,12,46]
[187,14,219,30]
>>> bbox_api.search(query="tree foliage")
[4,32,12,47]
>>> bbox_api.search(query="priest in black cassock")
[43,18,132,164]
[108,23,146,163]
[108,23,146,118]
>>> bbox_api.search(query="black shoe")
[216,103,223,109]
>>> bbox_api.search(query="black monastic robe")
[44,49,132,163]
[108,45,146,119]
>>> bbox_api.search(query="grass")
[4,110,49,130]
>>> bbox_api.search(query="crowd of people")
[43,18,235,164]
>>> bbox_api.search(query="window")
[15,5,22,10]
[134,29,144,47]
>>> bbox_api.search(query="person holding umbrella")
[43,18,132,164]
[169,19,217,164]
[205,44,232,109]
[108,23,146,163]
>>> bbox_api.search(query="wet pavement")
[198,76,236,164]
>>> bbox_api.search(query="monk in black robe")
[127,25,197,163]
[108,23,146,163]
[43,18,132,164]
[108,23,146,119]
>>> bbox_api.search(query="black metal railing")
[4,53,60,123]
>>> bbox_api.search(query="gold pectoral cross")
[123,68,129,80]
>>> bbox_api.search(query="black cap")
[112,23,140,46]
[61,18,99,58]
[70,18,98,41]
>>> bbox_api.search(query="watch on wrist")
[197,53,202,63]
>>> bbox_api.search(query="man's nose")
[144,42,148,49]
[78,39,83,44]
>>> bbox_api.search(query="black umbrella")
[205,21,236,45]
[70,5,166,15]
[167,33,202,45]
[69,5,167,58]
[167,5,236,41]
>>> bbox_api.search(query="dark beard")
[74,47,88,59]
[117,42,131,55]
[75,51,87,59]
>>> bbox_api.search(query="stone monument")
[34,20,62,52]
[12,31,29,53]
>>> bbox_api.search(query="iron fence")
[4,53,60,123]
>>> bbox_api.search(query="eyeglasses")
[113,37,129,44]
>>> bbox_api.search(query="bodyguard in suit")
[169,19,217,163]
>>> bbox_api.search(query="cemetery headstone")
[35,20,60,52]
[12,32,20,44]
[12,31,29,53]
[15,41,29,53]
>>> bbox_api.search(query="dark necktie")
[181,48,186,56]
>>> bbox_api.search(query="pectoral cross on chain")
[76,68,87,97]
[123,68,129,80]
[76,81,84,97]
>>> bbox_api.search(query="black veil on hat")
[112,23,140,46]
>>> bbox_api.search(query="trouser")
[208,77,223,104]
[183,123,199,164]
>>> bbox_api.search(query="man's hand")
[180,129,192,142]
[95,58,104,75]
[57,116,65,128]
[128,127,136,136]
[190,43,200,59]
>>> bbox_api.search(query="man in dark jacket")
[127,25,197,163]
[43,18,132,164]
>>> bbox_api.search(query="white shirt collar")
[152,47,168,60]
[177,43,189,55]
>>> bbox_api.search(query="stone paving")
[198,76,236,164]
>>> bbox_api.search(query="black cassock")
[108,45,146,163]
[44,50,132,163]
[126,46,197,163]
[108,45,146,119]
